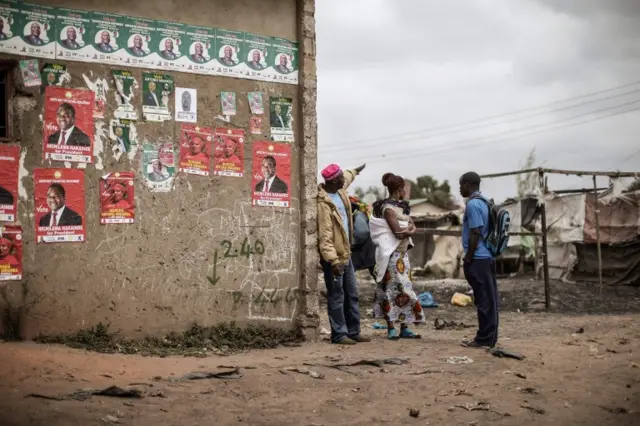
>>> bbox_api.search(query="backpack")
[469,194,511,257]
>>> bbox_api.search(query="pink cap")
[321,164,342,181]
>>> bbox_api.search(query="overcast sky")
[315,0,640,202]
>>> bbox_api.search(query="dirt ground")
[1,279,640,426]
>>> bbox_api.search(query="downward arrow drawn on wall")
[207,251,221,286]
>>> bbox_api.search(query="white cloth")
[370,216,412,282]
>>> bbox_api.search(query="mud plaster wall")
[0,0,319,340]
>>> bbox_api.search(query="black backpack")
[469,195,511,257]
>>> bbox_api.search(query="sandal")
[400,328,422,339]
[388,328,399,340]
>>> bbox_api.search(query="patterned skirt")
[373,251,425,324]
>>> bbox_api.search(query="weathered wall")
[0,0,320,340]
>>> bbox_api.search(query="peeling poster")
[142,72,173,122]
[112,70,138,120]
[0,145,19,222]
[142,142,175,192]
[43,63,69,86]
[248,91,263,115]
[220,91,236,116]
[249,116,262,135]
[19,59,41,87]
[269,97,294,142]
[175,87,197,123]
[0,225,22,281]
[109,119,137,161]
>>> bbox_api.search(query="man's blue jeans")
[322,259,361,343]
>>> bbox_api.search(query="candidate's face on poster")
[181,91,191,111]
[189,136,204,155]
[195,42,203,55]
[280,55,288,67]
[148,81,156,93]
[31,23,41,37]
[274,104,281,115]
[165,39,173,52]
[253,50,261,62]
[0,238,11,258]
[101,31,110,45]
[28,62,35,71]
[114,127,123,137]
[56,106,75,131]
[152,159,162,173]
[47,72,55,84]
[46,186,65,211]
[112,184,125,202]
[133,35,143,49]
[224,45,232,59]
[224,139,236,157]
[261,158,275,180]
[67,27,76,41]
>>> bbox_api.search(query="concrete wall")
[0,0,320,340]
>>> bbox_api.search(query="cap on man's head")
[321,164,342,182]
[460,171,481,185]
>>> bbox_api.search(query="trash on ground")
[28,385,143,401]
[451,293,473,307]
[170,368,243,381]
[319,327,331,335]
[517,387,538,394]
[372,322,387,329]
[520,405,546,415]
[446,356,474,365]
[455,402,490,411]
[409,408,420,417]
[418,292,439,308]
[599,406,629,414]
[576,327,585,334]
[280,367,325,379]
[488,347,525,360]
[434,318,474,331]
[504,370,527,379]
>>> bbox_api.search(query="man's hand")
[331,263,345,276]
[354,164,366,173]
[463,255,473,265]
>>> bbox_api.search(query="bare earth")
[1,281,640,425]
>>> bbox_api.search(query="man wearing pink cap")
[318,162,368,345]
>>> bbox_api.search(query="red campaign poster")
[100,172,135,224]
[213,128,245,177]
[43,87,95,164]
[178,124,213,176]
[0,225,22,281]
[251,141,291,208]
[0,145,19,222]
[34,168,86,244]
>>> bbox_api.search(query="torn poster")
[251,141,291,208]
[91,77,108,119]
[0,145,19,222]
[269,97,294,142]
[112,69,138,120]
[19,59,41,87]
[248,91,263,115]
[43,63,68,86]
[100,172,135,224]
[179,124,212,176]
[109,119,136,161]
[249,116,262,135]
[213,128,244,177]
[175,87,197,123]
[142,142,175,192]
[220,91,236,116]
[142,72,173,122]
[43,86,94,163]
[34,168,86,243]
[0,225,22,281]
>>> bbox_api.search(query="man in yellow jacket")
[318,163,370,345]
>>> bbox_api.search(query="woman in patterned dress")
[371,173,425,339]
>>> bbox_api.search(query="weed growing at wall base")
[35,322,303,356]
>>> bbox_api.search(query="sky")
[315,0,640,203]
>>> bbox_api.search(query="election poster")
[243,33,271,81]
[215,29,244,78]
[43,87,94,163]
[269,97,294,142]
[213,128,244,177]
[179,124,212,176]
[88,12,124,66]
[55,7,92,63]
[0,145,19,222]
[142,72,173,122]
[112,69,138,119]
[251,141,291,208]
[220,91,236,116]
[120,16,156,69]
[109,119,136,161]
[100,172,135,224]
[17,2,55,59]
[175,87,197,123]
[43,63,68,86]
[0,1,20,55]
[34,168,86,243]
[184,24,215,75]
[249,116,262,135]
[153,20,185,72]
[0,225,22,281]
[142,142,175,192]
[269,37,299,85]
[19,58,41,87]
[248,91,264,115]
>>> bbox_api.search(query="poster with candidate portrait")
[179,124,212,176]
[34,168,86,243]
[243,33,271,81]
[0,225,22,281]
[0,1,20,55]
[17,2,55,59]
[100,172,135,224]
[251,141,291,208]
[88,12,124,66]
[43,63,69,87]
[269,97,294,142]
[215,29,244,79]
[269,37,299,85]
[213,128,244,178]
[175,87,197,123]
[142,72,173,122]
[112,69,138,120]
[120,16,156,69]
[55,7,92,63]
[153,20,185,72]
[0,145,19,222]
[184,24,215,75]
[43,87,94,163]
[19,58,40,87]
[109,119,136,162]
[142,142,175,192]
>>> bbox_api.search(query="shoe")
[388,328,399,340]
[351,335,371,343]
[460,338,488,348]
[334,337,357,345]
[399,328,422,339]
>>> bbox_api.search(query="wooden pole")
[539,169,551,311]
[593,175,604,292]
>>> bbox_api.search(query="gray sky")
[315,0,640,202]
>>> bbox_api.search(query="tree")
[515,148,538,197]
[406,175,457,209]
[353,187,365,199]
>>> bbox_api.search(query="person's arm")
[341,164,366,190]
[404,216,417,237]
[383,207,407,239]
[318,202,342,274]
[464,200,485,263]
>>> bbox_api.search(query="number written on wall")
[220,237,265,258]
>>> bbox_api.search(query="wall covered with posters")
[0,0,317,340]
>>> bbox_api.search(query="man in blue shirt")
[459,171,499,348]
